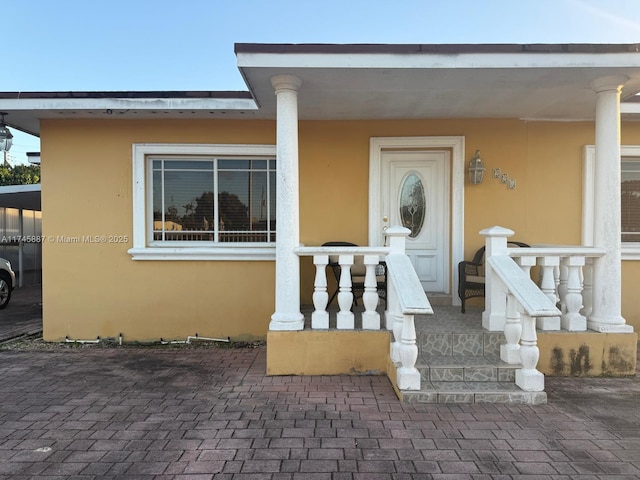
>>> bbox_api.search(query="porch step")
[406,355,547,404]
[402,306,547,405]
[417,356,518,383]
[401,382,547,405]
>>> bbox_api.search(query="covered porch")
[246,44,640,403]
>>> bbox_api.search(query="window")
[621,157,640,243]
[583,145,640,260]
[130,144,277,261]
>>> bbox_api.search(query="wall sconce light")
[0,112,13,153]
[468,150,486,185]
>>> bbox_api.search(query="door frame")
[369,136,465,305]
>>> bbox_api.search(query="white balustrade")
[507,245,606,333]
[481,226,612,391]
[295,245,389,331]
[295,226,431,392]
[385,226,432,390]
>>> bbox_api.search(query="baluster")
[581,258,594,318]
[557,261,568,314]
[361,254,381,330]
[537,256,561,330]
[311,254,329,329]
[561,256,587,331]
[501,293,522,364]
[396,314,420,390]
[515,255,535,278]
[336,254,355,329]
[515,312,544,392]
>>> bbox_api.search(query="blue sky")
[5,0,640,164]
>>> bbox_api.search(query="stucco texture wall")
[40,117,640,339]
[296,119,594,307]
[40,119,277,342]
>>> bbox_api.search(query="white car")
[0,257,16,309]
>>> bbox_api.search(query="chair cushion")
[466,275,485,284]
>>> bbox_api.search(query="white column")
[269,75,304,331]
[588,76,633,333]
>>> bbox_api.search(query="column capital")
[590,75,628,94]
[271,75,302,93]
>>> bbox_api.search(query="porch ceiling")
[236,43,640,121]
[3,43,640,136]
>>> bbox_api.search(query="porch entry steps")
[404,305,547,405]
[298,304,548,404]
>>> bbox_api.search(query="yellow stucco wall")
[40,117,640,340]
[266,330,390,375]
[41,119,277,341]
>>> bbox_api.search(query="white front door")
[379,150,450,293]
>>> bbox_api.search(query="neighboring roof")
[0,184,41,211]
[3,43,640,136]
[0,91,258,136]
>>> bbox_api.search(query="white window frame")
[583,144,640,260]
[128,143,277,261]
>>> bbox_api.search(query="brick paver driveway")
[0,345,638,479]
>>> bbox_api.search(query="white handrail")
[488,256,560,318]
[385,254,433,315]
[295,245,390,256]
[488,255,560,392]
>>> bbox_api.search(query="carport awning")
[0,184,41,211]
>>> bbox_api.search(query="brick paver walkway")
[0,345,638,479]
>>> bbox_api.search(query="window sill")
[127,246,276,261]
[622,246,640,261]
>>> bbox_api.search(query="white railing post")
[516,312,545,392]
[336,254,355,329]
[537,256,561,331]
[311,254,329,329]
[385,226,410,360]
[501,292,522,364]
[362,254,381,330]
[480,226,513,331]
[561,256,587,331]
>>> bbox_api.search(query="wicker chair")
[322,241,387,307]
[458,241,530,313]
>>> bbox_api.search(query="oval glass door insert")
[399,172,426,238]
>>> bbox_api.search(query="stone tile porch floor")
[0,288,638,478]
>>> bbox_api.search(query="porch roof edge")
[234,43,640,55]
